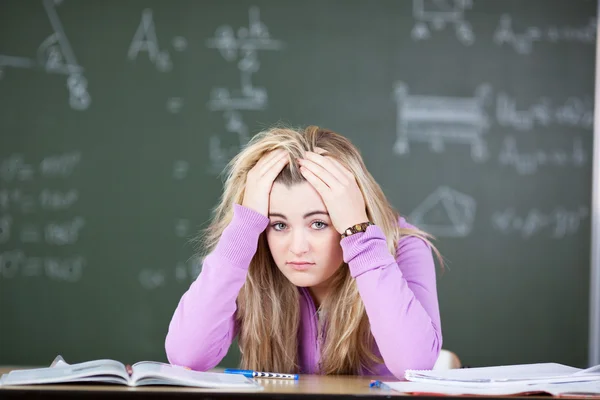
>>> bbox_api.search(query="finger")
[259,150,288,176]
[314,147,328,155]
[298,158,336,188]
[324,156,355,181]
[300,166,329,196]
[303,152,347,185]
[262,153,289,182]
[254,149,285,172]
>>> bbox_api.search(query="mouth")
[286,262,315,271]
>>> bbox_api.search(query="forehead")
[269,182,326,216]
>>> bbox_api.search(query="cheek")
[316,235,344,267]
[266,234,287,263]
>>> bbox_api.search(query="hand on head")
[298,152,369,235]
[242,149,289,217]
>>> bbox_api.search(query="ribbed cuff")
[341,225,396,278]
[214,204,270,268]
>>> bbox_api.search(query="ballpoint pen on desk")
[224,369,299,380]
[369,380,392,390]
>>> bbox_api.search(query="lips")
[286,261,314,271]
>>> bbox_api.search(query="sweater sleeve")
[340,220,442,380]
[164,204,269,371]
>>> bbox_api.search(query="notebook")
[0,355,263,390]
[404,363,600,386]
[383,380,600,397]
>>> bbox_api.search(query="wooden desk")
[0,366,396,399]
[0,366,554,399]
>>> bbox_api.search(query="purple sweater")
[165,204,442,379]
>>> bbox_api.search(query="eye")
[271,222,287,231]
[311,221,328,230]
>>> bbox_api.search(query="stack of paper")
[382,363,600,397]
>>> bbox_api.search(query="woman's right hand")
[242,149,289,217]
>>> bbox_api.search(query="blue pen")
[369,380,391,390]
[224,368,299,380]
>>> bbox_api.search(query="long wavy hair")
[198,125,441,375]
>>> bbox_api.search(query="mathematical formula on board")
[0,0,593,287]
[0,0,594,174]
[0,151,86,282]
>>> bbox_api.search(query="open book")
[0,356,262,390]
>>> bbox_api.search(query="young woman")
[165,125,443,379]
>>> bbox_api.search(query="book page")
[384,380,600,397]
[1,359,129,386]
[130,362,261,389]
[405,363,583,383]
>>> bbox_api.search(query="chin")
[284,273,321,288]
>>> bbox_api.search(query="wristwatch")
[341,222,374,238]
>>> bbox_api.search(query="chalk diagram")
[409,186,476,237]
[206,6,284,174]
[0,0,91,110]
[392,82,492,162]
[411,0,475,46]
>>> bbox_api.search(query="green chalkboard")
[0,0,595,369]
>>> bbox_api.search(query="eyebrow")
[268,211,329,219]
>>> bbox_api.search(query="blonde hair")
[198,125,441,374]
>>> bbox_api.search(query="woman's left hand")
[298,151,369,235]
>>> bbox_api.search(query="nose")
[289,229,310,256]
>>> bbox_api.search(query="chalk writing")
[40,151,81,177]
[494,14,596,54]
[128,9,172,72]
[496,93,593,131]
[45,217,85,245]
[499,136,586,175]
[0,250,85,282]
[411,0,474,45]
[206,7,284,173]
[492,207,589,238]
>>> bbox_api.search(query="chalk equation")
[499,136,586,175]
[1,152,81,182]
[409,186,476,237]
[492,206,589,238]
[139,257,202,289]
[206,6,284,174]
[392,84,592,172]
[496,93,593,131]
[0,189,79,214]
[0,0,91,110]
[0,249,85,282]
[0,216,84,245]
[494,14,596,54]
[411,0,474,45]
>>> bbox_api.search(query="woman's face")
[266,182,344,301]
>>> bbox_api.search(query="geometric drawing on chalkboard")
[411,0,475,46]
[392,82,492,162]
[0,0,91,110]
[409,186,476,237]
